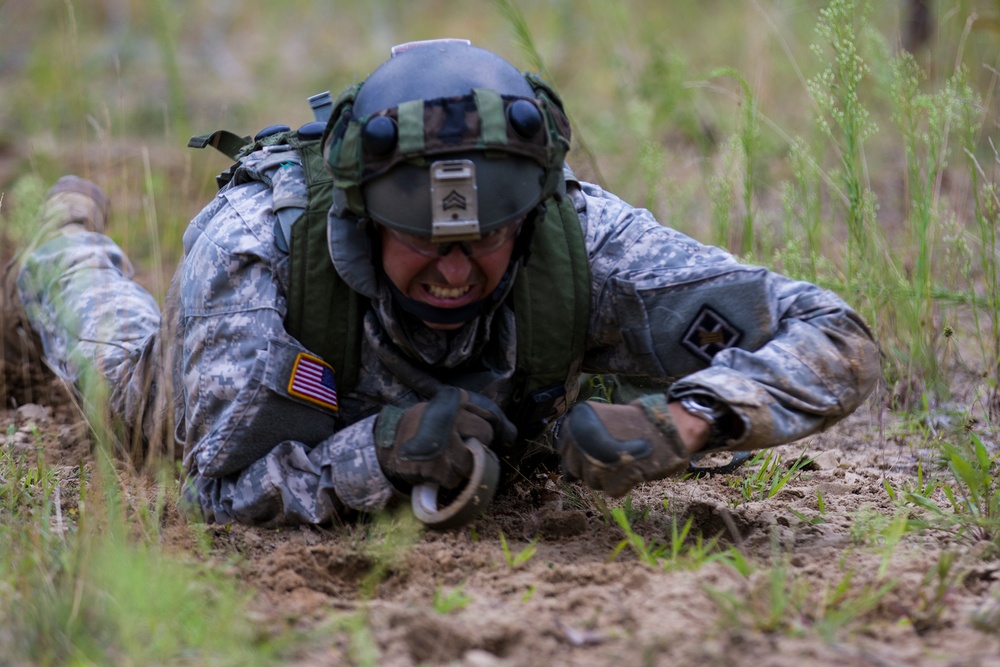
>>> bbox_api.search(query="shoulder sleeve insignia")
[287,352,339,411]
[681,306,742,363]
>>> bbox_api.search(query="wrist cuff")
[375,404,407,449]
[634,393,680,444]
[327,423,398,511]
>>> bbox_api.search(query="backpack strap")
[509,193,591,436]
[283,132,365,397]
[189,117,366,405]
[187,129,251,161]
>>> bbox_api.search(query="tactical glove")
[556,394,689,497]
[375,386,517,491]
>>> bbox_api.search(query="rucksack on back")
[189,94,591,438]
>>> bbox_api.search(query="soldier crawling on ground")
[1,40,879,527]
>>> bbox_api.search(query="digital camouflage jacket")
[165,143,879,525]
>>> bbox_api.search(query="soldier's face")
[379,225,519,330]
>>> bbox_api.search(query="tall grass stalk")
[769,0,996,403]
[60,0,88,142]
[887,53,981,397]
[778,139,826,283]
[808,0,879,278]
[711,68,760,257]
[149,0,189,138]
[492,0,606,185]
[967,142,1000,410]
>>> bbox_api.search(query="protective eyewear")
[382,221,522,258]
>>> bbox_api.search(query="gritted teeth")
[426,284,472,300]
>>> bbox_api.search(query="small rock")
[817,481,854,496]
[16,404,50,424]
[973,596,1000,633]
[811,451,841,470]
[756,511,778,527]
[464,649,502,667]
[58,421,91,448]
[624,570,650,591]
[11,431,34,450]
[539,510,588,538]
[242,529,263,545]
[299,525,321,545]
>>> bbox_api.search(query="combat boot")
[0,175,109,406]
[37,175,109,235]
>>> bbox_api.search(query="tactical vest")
[190,112,591,437]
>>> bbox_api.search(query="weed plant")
[890,432,1000,548]
[729,450,814,504]
[432,582,473,614]
[0,447,285,665]
[706,547,896,639]
[609,503,752,575]
[705,555,807,635]
[499,530,539,569]
[326,611,380,667]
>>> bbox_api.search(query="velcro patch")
[287,352,339,411]
[681,306,742,363]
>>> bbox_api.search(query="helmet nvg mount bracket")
[429,159,480,242]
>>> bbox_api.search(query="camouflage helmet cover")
[322,39,571,240]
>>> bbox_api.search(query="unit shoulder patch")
[287,352,339,411]
[681,305,742,363]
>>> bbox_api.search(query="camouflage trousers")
[8,230,395,524]
[7,229,174,462]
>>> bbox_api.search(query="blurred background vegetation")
[0,4,985,225]
[1,0,999,397]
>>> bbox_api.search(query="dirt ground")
[4,368,1000,667]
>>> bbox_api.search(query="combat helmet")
[321,39,572,324]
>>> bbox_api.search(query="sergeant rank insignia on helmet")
[287,352,339,411]
[681,306,742,362]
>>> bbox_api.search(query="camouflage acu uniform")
[14,226,173,459]
[15,152,878,526]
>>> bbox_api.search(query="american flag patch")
[287,352,339,411]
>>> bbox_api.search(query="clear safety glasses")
[381,220,523,258]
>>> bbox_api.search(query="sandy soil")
[4,368,1000,667]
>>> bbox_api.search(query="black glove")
[556,394,690,497]
[375,386,517,490]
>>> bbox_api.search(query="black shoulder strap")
[187,130,251,160]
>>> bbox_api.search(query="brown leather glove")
[556,394,690,497]
[375,386,517,491]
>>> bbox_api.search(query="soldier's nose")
[435,244,473,284]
